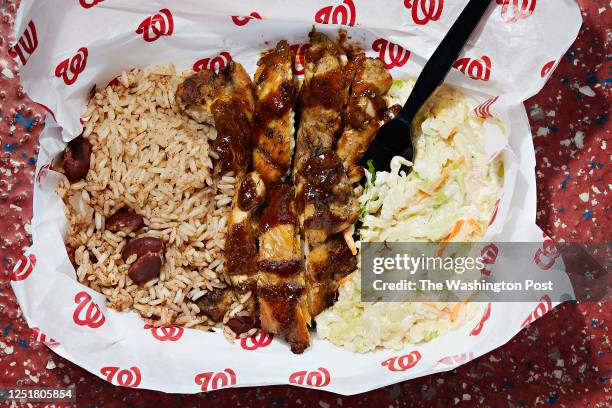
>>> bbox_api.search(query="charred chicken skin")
[294,31,360,318]
[177,61,255,174]
[252,40,297,185]
[225,172,266,314]
[257,184,310,353]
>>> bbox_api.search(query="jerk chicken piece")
[177,61,255,174]
[336,54,393,181]
[178,62,260,322]
[294,31,360,318]
[225,172,266,315]
[257,184,310,353]
[252,40,297,185]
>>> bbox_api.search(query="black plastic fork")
[360,0,492,172]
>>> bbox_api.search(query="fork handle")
[398,0,492,124]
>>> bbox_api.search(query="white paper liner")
[10,0,581,395]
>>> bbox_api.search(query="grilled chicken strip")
[336,54,393,180]
[294,32,360,318]
[252,40,297,185]
[257,184,310,353]
[177,61,255,174]
[295,31,355,162]
[225,172,266,315]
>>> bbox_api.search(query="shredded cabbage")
[316,81,504,352]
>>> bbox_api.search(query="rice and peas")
[60,66,503,349]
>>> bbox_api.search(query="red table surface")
[0,0,609,407]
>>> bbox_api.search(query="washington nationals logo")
[36,162,52,187]
[101,366,142,387]
[194,368,236,392]
[404,0,444,25]
[489,198,501,226]
[136,8,174,43]
[541,60,557,78]
[54,47,88,86]
[10,253,36,281]
[289,367,331,387]
[73,291,106,328]
[521,295,552,328]
[372,39,410,69]
[8,20,38,66]
[496,0,536,23]
[79,0,104,8]
[315,0,356,27]
[534,234,560,270]
[474,96,499,119]
[290,43,309,75]
[438,352,475,366]
[453,55,491,81]
[480,243,499,277]
[193,52,232,73]
[31,327,60,347]
[240,331,273,350]
[231,12,262,26]
[143,324,183,341]
[381,350,422,372]
[470,302,492,336]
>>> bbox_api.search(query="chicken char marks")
[178,61,261,323]
[257,184,310,353]
[252,40,297,185]
[177,61,255,174]
[225,172,266,314]
[294,31,360,318]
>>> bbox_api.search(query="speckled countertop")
[0,0,609,407]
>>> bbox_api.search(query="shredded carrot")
[450,302,466,322]
[414,191,431,205]
[433,156,465,192]
[342,227,358,256]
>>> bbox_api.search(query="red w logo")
[193,52,232,73]
[372,39,410,69]
[381,350,422,372]
[100,366,142,387]
[315,0,356,27]
[194,368,237,391]
[55,47,88,86]
[79,0,104,8]
[289,367,331,387]
[72,291,105,329]
[474,96,499,119]
[521,295,553,328]
[403,0,444,25]
[453,55,492,81]
[143,324,184,341]
[136,8,174,43]
[496,0,536,23]
[470,302,492,336]
[240,331,273,350]
[10,253,36,281]
[540,60,556,78]
[231,12,262,26]
[8,20,38,66]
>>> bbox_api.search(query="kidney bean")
[128,253,161,284]
[121,237,165,261]
[63,136,92,182]
[106,209,144,233]
[226,315,259,334]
